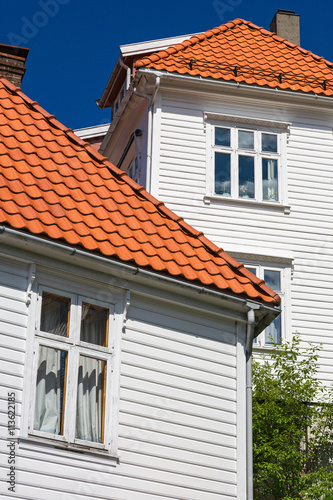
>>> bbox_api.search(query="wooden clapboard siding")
[0,257,28,495]
[151,87,333,386]
[106,99,149,188]
[0,255,240,499]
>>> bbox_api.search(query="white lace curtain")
[75,356,104,443]
[34,345,64,434]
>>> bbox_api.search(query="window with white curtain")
[31,288,115,450]
[212,125,281,203]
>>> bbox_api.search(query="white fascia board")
[138,68,333,110]
[120,32,198,57]
[74,124,110,139]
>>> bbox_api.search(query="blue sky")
[2,0,332,130]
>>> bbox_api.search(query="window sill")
[203,195,291,214]
[19,435,119,463]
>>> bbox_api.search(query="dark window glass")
[264,270,281,292]
[215,152,231,195]
[41,293,70,337]
[239,130,254,149]
[239,156,254,198]
[80,303,108,347]
[215,127,230,147]
[262,134,277,152]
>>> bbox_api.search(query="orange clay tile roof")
[0,75,280,307]
[135,18,333,97]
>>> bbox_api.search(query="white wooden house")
[0,66,280,499]
[95,9,333,387]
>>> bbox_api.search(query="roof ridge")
[135,18,247,69]
[135,17,333,75]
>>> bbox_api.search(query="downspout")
[246,308,256,500]
[133,76,160,193]
[119,58,131,92]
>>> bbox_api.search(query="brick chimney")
[270,10,300,46]
[0,44,29,88]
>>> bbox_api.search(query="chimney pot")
[270,9,300,46]
[0,44,29,88]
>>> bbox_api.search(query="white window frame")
[205,113,289,208]
[245,262,289,347]
[22,272,126,457]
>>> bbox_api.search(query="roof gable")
[0,75,279,306]
[135,18,333,97]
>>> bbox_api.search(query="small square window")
[40,292,70,337]
[239,130,254,150]
[262,134,278,153]
[215,127,230,147]
[80,303,108,346]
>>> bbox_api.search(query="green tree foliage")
[252,335,333,499]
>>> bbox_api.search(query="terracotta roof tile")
[0,76,280,306]
[135,18,333,97]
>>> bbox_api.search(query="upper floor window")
[211,124,285,203]
[29,285,119,453]
[246,265,284,346]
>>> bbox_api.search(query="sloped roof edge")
[0,75,280,307]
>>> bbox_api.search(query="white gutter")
[133,76,160,193]
[246,308,256,500]
[0,226,280,318]
[137,68,333,108]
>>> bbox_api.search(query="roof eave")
[0,225,281,314]
[137,67,333,104]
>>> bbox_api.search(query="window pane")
[215,127,230,147]
[238,130,254,149]
[262,159,278,201]
[215,152,231,195]
[246,267,257,276]
[34,346,67,435]
[239,156,254,198]
[265,315,281,344]
[262,134,277,152]
[80,303,108,346]
[41,292,70,337]
[264,270,281,292]
[76,356,106,443]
